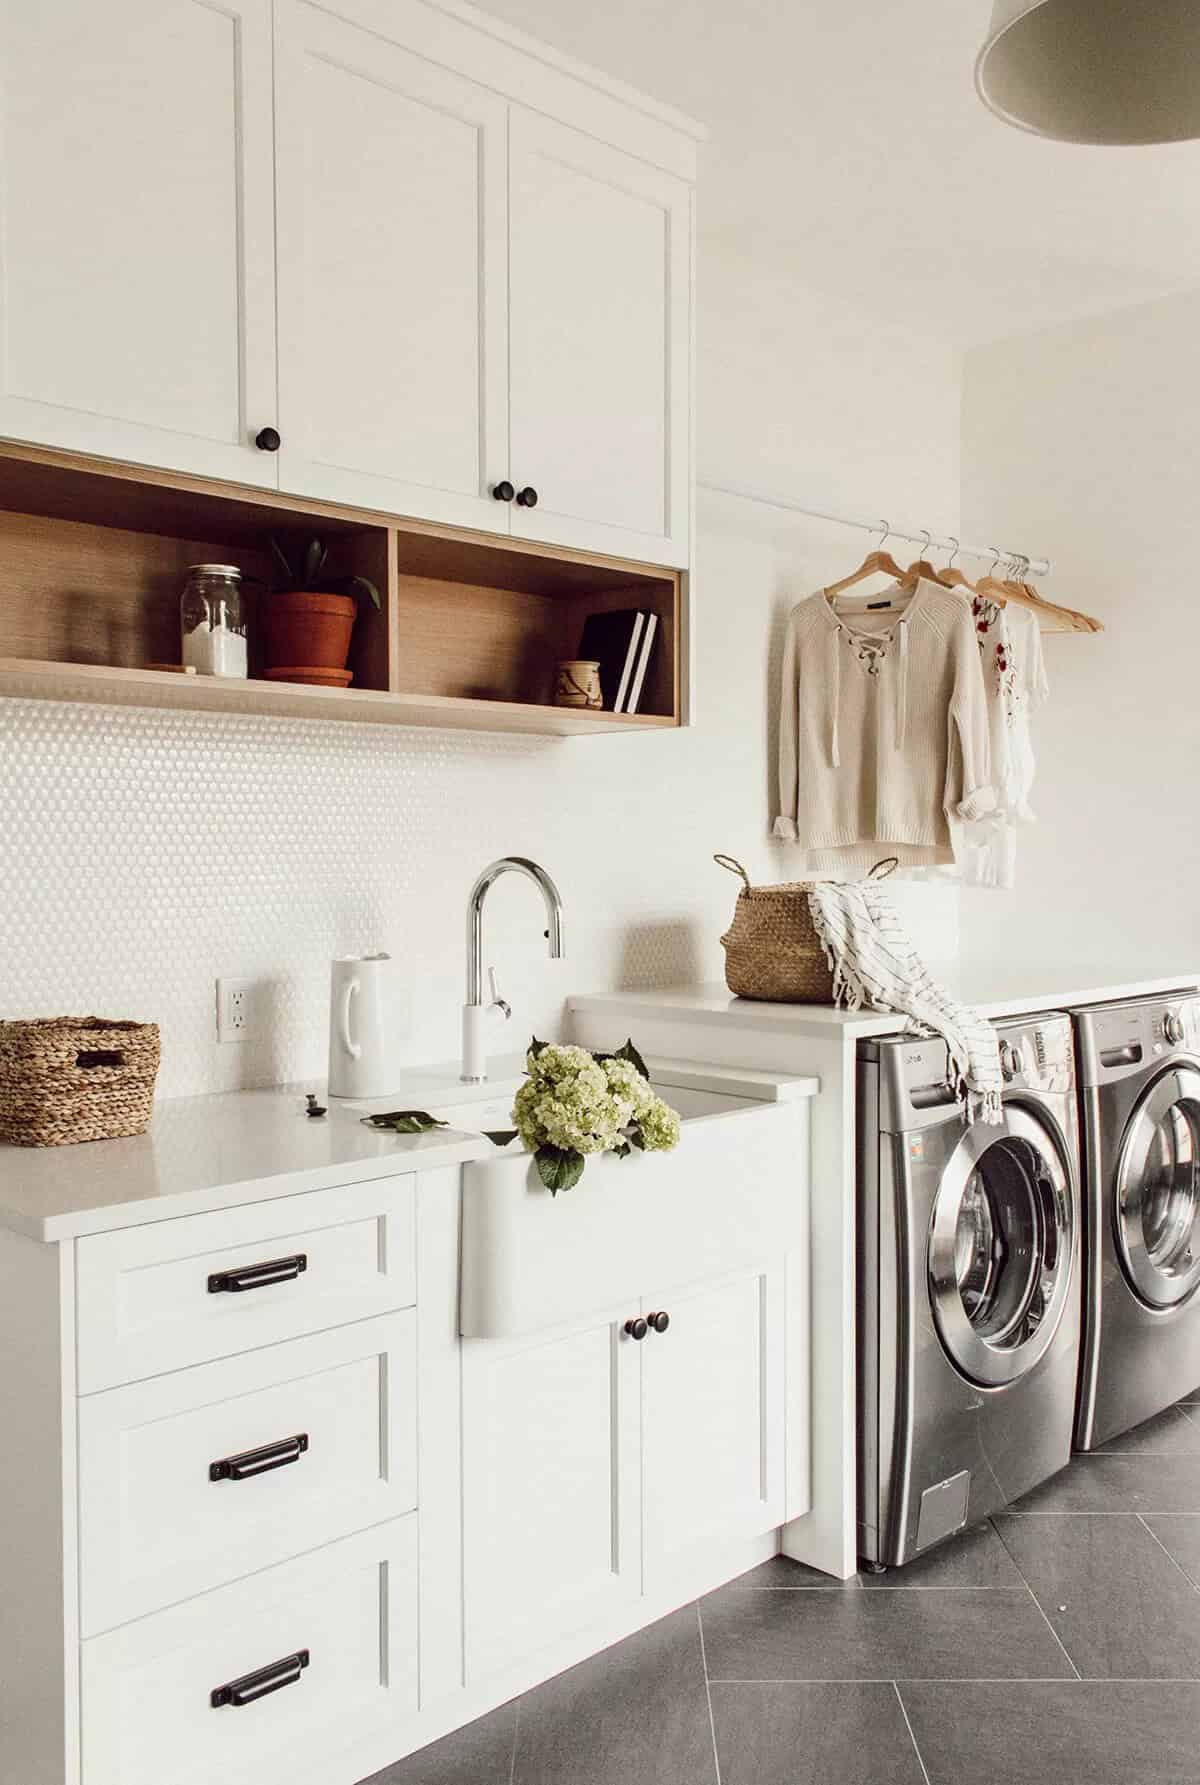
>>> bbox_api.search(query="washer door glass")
[930,1108,1074,1388]
[1116,1068,1200,1310]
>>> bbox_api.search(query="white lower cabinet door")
[79,1312,416,1635]
[507,108,692,568]
[80,1517,417,1785]
[0,0,278,484]
[461,1311,641,1680]
[640,1267,786,1583]
[273,0,509,528]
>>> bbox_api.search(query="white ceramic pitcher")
[328,953,409,1098]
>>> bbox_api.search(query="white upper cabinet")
[507,112,692,568]
[273,0,509,529]
[0,0,278,485]
[0,0,697,563]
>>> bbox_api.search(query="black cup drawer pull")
[208,1254,308,1294]
[211,1648,309,1709]
[210,1432,309,1482]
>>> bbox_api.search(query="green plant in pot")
[262,539,381,688]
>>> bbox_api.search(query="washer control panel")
[867,1012,1073,1132]
[1074,991,1200,1087]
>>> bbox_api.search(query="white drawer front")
[80,1517,417,1785]
[80,1312,416,1636]
[76,1177,416,1393]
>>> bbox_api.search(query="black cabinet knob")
[515,485,539,508]
[255,426,281,452]
[647,1310,670,1334]
[624,1316,648,1341]
[492,480,515,502]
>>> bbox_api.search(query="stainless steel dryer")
[1074,991,1200,1450]
[857,1013,1081,1569]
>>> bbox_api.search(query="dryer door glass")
[1116,1068,1200,1310]
[930,1108,1074,1389]
[955,1140,1043,1345]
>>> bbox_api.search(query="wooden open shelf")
[0,442,685,736]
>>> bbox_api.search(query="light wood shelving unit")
[0,443,684,737]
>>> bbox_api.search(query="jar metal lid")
[187,563,243,579]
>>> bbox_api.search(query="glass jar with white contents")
[180,564,248,678]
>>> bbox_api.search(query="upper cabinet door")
[0,0,278,485]
[273,0,509,531]
[507,110,692,568]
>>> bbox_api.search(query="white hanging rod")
[698,478,1051,579]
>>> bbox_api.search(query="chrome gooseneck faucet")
[462,857,565,1082]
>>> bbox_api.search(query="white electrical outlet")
[216,977,266,1044]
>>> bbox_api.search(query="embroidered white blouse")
[773,580,995,876]
[956,597,1049,890]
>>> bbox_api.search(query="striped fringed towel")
[807,878,1003,1124]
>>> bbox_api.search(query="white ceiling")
[480,0,1200,346]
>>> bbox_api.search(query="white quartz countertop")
[570,967,1200,1040]
[0,1069,506,1243]
[0,1051,818,1244]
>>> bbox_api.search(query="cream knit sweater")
[773,580,994,876]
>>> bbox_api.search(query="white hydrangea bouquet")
[499,1036,681,1195]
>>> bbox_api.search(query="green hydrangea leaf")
[360,1109,448,1134]
[613,1139,632,1158]
[536,1145,585,1195]
[528,1036,549,1059]
[484,1129,518,1148]
[627,1125,646,1150]
[614,1038,651,1080]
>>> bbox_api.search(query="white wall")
[959,288,1200,978]
[1,247,962,1099]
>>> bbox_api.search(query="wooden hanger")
[1013,576,1104,635]
[973,548,1012,605]
[937,536,978,596]
[903,530,955,590]
[824,521,917,603]
[977,551,1104,635]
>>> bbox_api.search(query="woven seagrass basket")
[715,854,897,1004]
[0,1017,161,1147]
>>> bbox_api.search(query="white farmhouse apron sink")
[441,1064,814,1340]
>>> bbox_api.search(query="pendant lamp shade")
[976,0,1200,145]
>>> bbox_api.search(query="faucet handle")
[488,968,513,1021]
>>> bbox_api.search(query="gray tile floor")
[364,1394,1200,1785]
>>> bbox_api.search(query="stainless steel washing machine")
[1074,991,1200,1450]
[857,1013,1081,1568]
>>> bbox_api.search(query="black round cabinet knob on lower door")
[624,1316,648,1341]
[515,485,539,507]
[492,480,515,501]
[254,426,281,451]
[647,1310,670,1333]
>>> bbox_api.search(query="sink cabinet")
[639,1266,785,1582]
[461,1259,787,1681]
[461,1309,643,1681]
[0,1065,812,1784]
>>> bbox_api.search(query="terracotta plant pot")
[261,590,357,678]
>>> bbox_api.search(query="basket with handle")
[715,854,898,1004]
[0,1017,161,1147]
